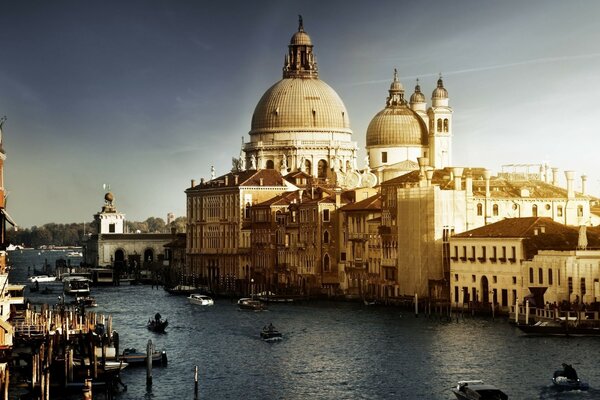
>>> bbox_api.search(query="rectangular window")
[323,209,330,222]
[472,274,476,283]
[340,252,346,261]
[109,223,115,233]
[470,246,476,261]
[581,278,586,295]
[568,277,573,294]
[454,273,458,282]
[512,289,517,305]
[512,276,517,285]
[382,151,388,163]
[493,275,497,284]
[501,289,508,307]
[478,246,486,262]
[548,269,553,285]
[454,286,459,303]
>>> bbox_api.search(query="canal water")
[8,249,600,399]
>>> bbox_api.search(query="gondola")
[147,318,168,333]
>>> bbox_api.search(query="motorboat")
[66,251,83,257]
[102,360,128,372]
[147,318,168,333]
[260,324,282,341]
[63,276,91,296]
[452,380,508,400]
[120,348,168,366]
[552,364,589,391]
[238,297,266,311]
[28,275,57,283]
[188,293,214,306]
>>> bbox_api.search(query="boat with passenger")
[260,324,282,341]
[238,297,265,311]
[63,276,91,296]
[552,363,589,391]
[452,380,508,400]
[187,294,214,306]
[147,313,168,333]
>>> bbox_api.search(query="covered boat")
[147,317,168,333]
[552,364,589,391]
[452,380,508,400]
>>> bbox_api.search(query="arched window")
[443,118,449,132]
[548,268,553,285]
[323,230,329,244]
[265,159,274,169]
[476,203,483,216]
[577,205,584,217]
[323,253,330,272]
[317,159,328,179]
[492,204,499,216]
[304,159,312,175]
[529,267,534,284]
[245,202,251,219]
[437,118,442,132]
[532,204,538,217]
[557,205,563,217]
[538,268,543,284]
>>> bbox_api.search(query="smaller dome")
[291,30,312,45]
[410,80,426,103]
[104,192,114,203]
[432,76,448,99]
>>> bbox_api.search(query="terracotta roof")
[341,193,382,212]
[188,169,286,191]
[454,217,600,258]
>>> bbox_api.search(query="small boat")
[102,360,128,372]
[71,296,98,308]
[260,324,282,341]
[147,318,168,333]
[28,275,57,283]
[238,297,266,311]
[67,251,83,257]
[188,294,214,306]
[452,380,508,400]
[63,276,91,296]
[120,348,168,366]
[552,364,589,391]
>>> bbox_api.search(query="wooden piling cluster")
[11,303,123,399]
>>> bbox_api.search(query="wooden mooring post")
[82,378,92,400]
[146,340,153,386]
[194,365,199,399]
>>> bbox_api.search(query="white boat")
[66,251,83,257]
[188,294,214,306]
[28,275,57,283]
[452,380,508,400]
[63,276,91,296]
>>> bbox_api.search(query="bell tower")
[427,75,453,169]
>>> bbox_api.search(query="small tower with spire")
[282,15,318,79]
[427,74,453,169]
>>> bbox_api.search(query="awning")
[0,209,16,227]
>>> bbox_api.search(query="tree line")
[6,217,186,248]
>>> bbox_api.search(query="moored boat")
[120,348,168,366]
[517,320,600,336]
[28,275,57,283]
[188,294,214,306]
[63,276,91,296]
[238,297,265,311]
[452,380,508,400]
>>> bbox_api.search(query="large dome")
[250,78,351,135]
[366,107,428,147]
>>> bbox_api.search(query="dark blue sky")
[2,0,600,227]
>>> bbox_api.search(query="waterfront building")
[84,193,173,279]
[380,165,596,301]
[450,217,600,312]
[186,169,295,292]
[367,71,453,183]
[339,193,383,298]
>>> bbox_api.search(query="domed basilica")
[237,17,452,187]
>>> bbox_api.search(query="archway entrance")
[265,159,274,169]
[144,249,154,263]
[317,159,328,179]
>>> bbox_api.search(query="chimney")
[299,189,304,203]
[417,157,427,187]
[565,171,575,199]
[259,177,264,186]
[234,175,239,185]
[425,170,434,187]
[335,188,341,208]
[225,176,229,186]
[191,179,196,188]
[452,167,464,190]
[582,175,587,196]
[417,157,427,175]
[465,170,473,197]
[483,169,491,197]
[552,167,559,186]
[200,178,205,185]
